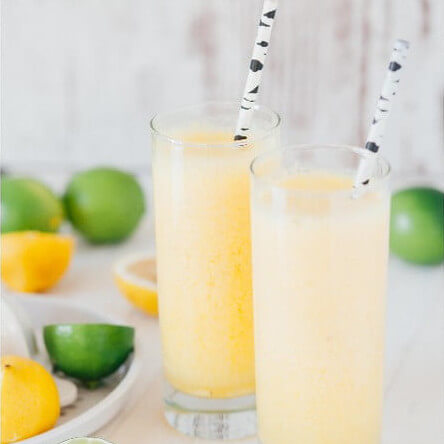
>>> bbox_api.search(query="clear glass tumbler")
[250,145,391,444]
[150,102,280,439]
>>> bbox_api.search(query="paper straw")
[234,0,278,141]
[354,39,410,186]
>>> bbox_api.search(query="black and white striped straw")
[234,0,278,141]
[354,39,410,186]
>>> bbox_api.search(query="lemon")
[1,177,64,233]
[63,167,145,244]
[1,231,74,293]
[43,324,134,387]
[1,355,60,443]
[113,253,157,316]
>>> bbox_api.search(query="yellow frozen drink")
[150,102,280,438]
[251,146,390,444]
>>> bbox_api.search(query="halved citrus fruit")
[43,324,134,387]
[1,231,74,292]
[113,253,158,316]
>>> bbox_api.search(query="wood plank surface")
[2,0,443,173]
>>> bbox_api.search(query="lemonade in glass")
[150,102,280,439]
[251,145,390,444]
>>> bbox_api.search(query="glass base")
[163,381,256,440]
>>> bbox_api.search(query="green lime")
[1,177,64,233]
[390,187,444,265]
[43,324,134,386]
[63,167,145,244]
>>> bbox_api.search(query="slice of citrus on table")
[1,231,74,292]
[43,324,134,388]
[1,355,60,443]
[113,253,158,316]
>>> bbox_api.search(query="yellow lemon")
[1,231,74,293]
[113,253,157,316]
[1,355,60,443]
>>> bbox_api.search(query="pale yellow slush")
[251,147,390,444]
[152,108,279,399]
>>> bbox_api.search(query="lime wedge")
[43,324,134,387]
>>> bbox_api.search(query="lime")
[43,324,134,386]
[1,177,64,233]
[390,187,444,264]
[63,167,145,244]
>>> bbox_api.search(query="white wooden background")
[2,0,443,174]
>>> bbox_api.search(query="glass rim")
[149,101,281,149]
[250,144,391,197]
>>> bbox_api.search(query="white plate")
[4,294,140,444]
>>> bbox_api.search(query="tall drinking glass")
[251,145,391,444]
[150,102,280,439]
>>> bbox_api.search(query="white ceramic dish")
[3,294,140,444]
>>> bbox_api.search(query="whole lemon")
[1,231,74,292]
[63,168,145,244]
[1,177,64,233]
[1,355,60,443]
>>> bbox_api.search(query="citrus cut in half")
[113,253,158,316]
[1,231,74,292]
[43,324,134,387]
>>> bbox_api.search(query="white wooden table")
[33,216,443,444]
[3,168,443,443]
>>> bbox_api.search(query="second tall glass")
[150,102,280,439]
[251,145,391,444]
